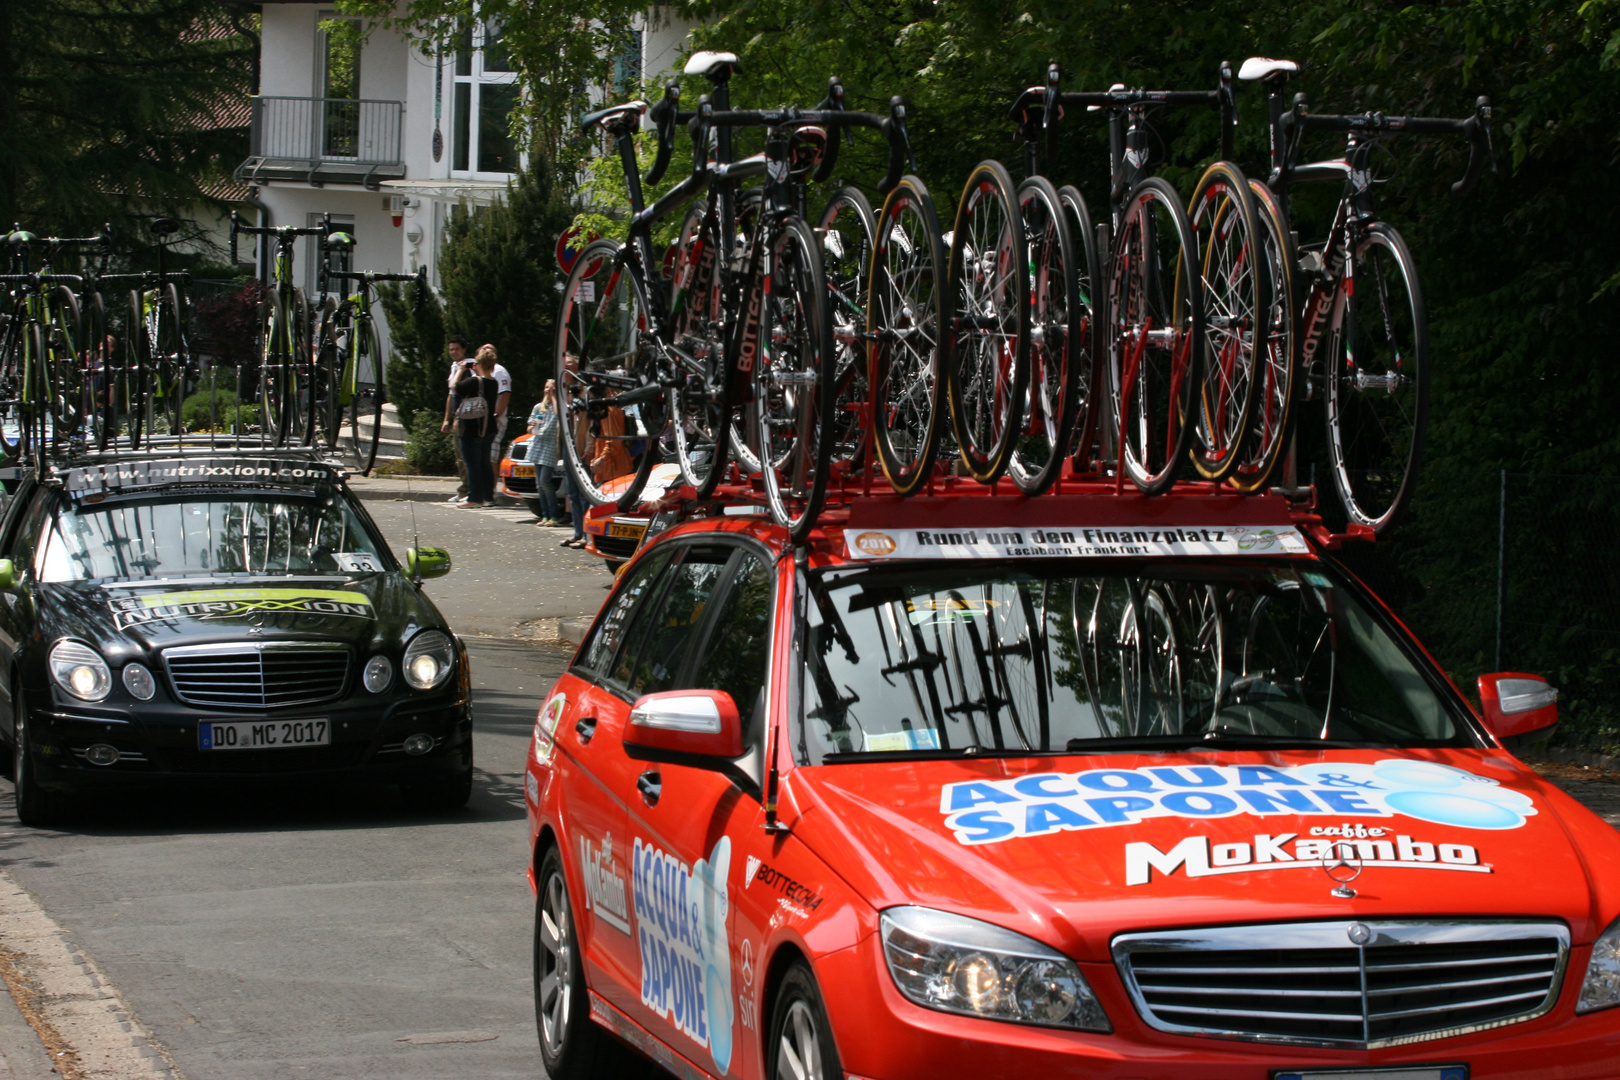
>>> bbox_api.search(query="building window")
[450,17,519,176]
[318,15,364,158]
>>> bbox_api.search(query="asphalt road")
[0,488,611,1079]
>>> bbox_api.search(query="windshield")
[797,560,1473,763]
[37,491,387,582]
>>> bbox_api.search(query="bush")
[377,279,445,431]
[404,410,457,475]
[181,386,237,431]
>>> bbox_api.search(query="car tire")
[13,687,67,828]
[767,961,843,1080]
[523,498,543,520]
[399,766,472,812]
[534,845,646,1080]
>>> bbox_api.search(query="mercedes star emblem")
[1323,842,1364,899]
[1347,922,1373,946]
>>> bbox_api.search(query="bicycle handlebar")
[1290,94,1496,195]
[645,82,681,186]
[1012,61,1238,168]
[697,98,914,193]
[229,210,334,266]
[326,265,430,311]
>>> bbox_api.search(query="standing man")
[446,345,509,507]
[442,336,471,503]
[479,343,514,474]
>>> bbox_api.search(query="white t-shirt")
[447,361,513,396]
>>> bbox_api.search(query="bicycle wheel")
[869,176,948,497]
[756,216,835,540]
[555,239,656,508]
[816,186,876,472]
[1106,177,1204,495]
[1058,185,1104,473]
[347,317,385,474]
[259,288,291,446]
[0,308,22,460]
[670,208,731,495]
[946,161,1029,483]
[313,324,342,452]
[1228,180,1298,494]
[46,284,85,440]
[79,289,114,450]
[287,288,312,446]
[1186,161,1266,484]
[152,282,187,439]
[20,321,45,463]
[1008,176,1078,495]
[1326,222,1427,535]
[124,290,149,450]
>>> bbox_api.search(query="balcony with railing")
[236,96,405,189]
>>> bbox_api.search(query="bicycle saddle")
[579,100,647,132]
[1238,57,1299,81]
[150,218,180,237]
[684,51,739,81]
[326,231,356,249]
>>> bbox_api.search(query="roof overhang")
[377,179,510,206]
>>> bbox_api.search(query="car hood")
[33,574,444,661]
[784,749,1620,960]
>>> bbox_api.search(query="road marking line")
[0,868,182,1080]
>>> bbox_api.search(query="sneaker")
[447,494,466,504]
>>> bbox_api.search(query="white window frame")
[447,15,521,179]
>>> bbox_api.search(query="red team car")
[524,488,1620,1080]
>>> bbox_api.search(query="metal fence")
[1336,472,1620,746]
[248,96,403,167]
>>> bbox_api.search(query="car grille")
[504,474,537,494]
[164,643,351,710]
[1113,920,1569,1049]
[593,532,640,559]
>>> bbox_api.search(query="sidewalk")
[0,977,56,1078]
[345,473,460,503]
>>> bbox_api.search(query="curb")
[558,616,592,646]
[0,975,54,1078]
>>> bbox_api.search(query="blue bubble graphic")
[707,965,732,1072]
[1374,760,1468,790]
[1385,791,1523,830]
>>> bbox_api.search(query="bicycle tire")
[46,285,84,440]
[1008,176,1078,495]
[314,328,342,452]
[946,161,1030,484]
[756,215,836,541]
[79,289,114,450]
[1326,222,1428,535]
[287,288,312,447]
[124,290,149,450]
[869,175,948,497]
[158,281,189,439]
[727,188,766,478]
[1227,179,1299,494]
[259,287,290,447]
[22,321,45,463]
[816,186,877,473]
[555,238,655,508]
[671,207,731,495]
[1106,176,1205,495]
[1186,161,1266,484]
[1058,184,1104,475]
[348,317,384,473]
[0,307,22,460]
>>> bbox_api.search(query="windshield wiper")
[1065,732,1371,753]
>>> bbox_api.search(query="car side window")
[576,549,672,676]
[690,552,772,735]
[609,545,733,699]
[12,493,54,576]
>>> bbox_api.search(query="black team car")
[0,452,469,825]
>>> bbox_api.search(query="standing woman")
[527,379,562,525]
[452,345,508,507]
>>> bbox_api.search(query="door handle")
[636,769,661,807]
[574,716,596,744]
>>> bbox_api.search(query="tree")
[0,0,253,236]
[437,160,574,424]
[377,281,447,430]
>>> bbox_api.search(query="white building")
[240,0,696,310]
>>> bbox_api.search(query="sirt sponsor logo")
[939,759,1536,846]
[632,837,734,1074]
[1124,831,1487,886]
[580,833,632,933]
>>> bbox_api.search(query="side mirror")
[0,559,13,589]
[406,546,452,581]
[623,689,745,762]
[1478,672,1559,750]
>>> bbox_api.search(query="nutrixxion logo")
[110,588,373,630]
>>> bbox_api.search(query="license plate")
[1275,1069,1466,1080]
[511,464,535,477]
[608,522,646,539]
[199,719,331,750]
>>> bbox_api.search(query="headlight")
[49,640,111,701]
[1578,914,1620,1014]
[363,655,393,694]
[122,662,156,701]
[402,630,454,690]
[880,906,1110,1031]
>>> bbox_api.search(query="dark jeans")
[459,431,497,503]
[536,464,561,521]
[562,464,585,539]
